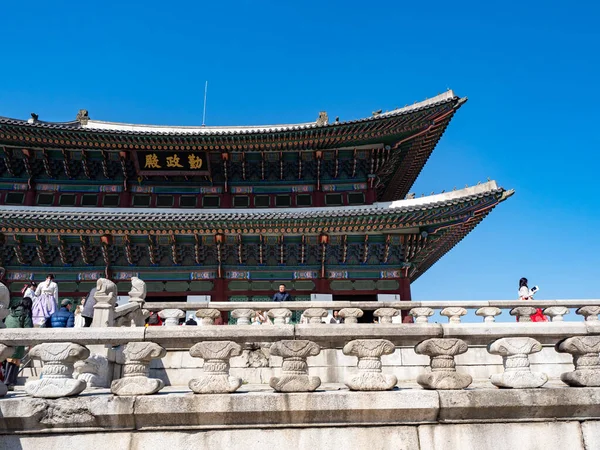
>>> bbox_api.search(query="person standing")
[272,284,292,302]
[21,282,36,300]
[48,299,75,328]
[4,296,33,390]
[73,303,85,328]
[518,277,547,322]
[81,287,97,327]
[330,310,344,324]
[32,274,58,327]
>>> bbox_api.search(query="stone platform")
[2,382,600,449]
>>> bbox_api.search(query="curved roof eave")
[0,91,462,138]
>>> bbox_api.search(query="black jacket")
[272,292,292,302]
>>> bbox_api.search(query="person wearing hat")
[47,298,75,328]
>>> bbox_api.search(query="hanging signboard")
[133,151,211,176]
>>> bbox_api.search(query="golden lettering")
[144,153,161,169]
[166,154,184,168]
[188,154,203,169]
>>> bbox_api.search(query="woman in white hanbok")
[32,274,58,327]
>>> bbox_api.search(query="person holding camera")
[518,277,547,322]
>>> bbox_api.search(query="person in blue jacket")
[272,284,292,302]
[47,299,75,328]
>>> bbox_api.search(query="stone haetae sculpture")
[74,354,110,388]
[343,339,397,390]
[92,278,118,327]
[188,341,243,393]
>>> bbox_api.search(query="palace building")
[0,91,512,304]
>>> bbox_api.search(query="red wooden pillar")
[24,186,36,206]
[400,274,413,323]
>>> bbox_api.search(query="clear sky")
[1,1,598,305]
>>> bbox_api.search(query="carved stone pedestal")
[189,341,242,393]
[25,343,90,398]
[195,308,222,325]
[269,340,321,392]
[303,308,328,324]
[159,308,185,326]
[475,307,502,322]
[440,307,467,323]
[339,308,363,324]
[268,308,292,325]
[231,309,256,325]
[556,336,600,387]
[374,308,398,324]
[409,307,434,323]
[488,337,548,388]
[343,339,397,390]
[415,338,472,389]
[510,307,537,322]
[111,342,166,396]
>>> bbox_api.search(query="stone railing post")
[339,308,364,324]
[189,341,242,393]
[556,336,600,387]
[576,306,600,321]
[231,309,255,325]
[440,307,467,324]
[414,338,472,389]
[0,344,15,396]
[111,342,166,395]
[159,308,185,326]
[342,339,397,390]
[544,306,570,322]
[25,343,90,398]
[475,307,502,323]
[195,308,221,325]
[303,308,328,324]
[269,340,321,392]
[268,308,292,325]
[92,278,118,327]
[374,308,399,324]
[409,307,434,323]
[129,276,147,326]
[510,306,538,322]
[487,337,548,388]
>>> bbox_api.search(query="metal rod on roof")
[202,81,208,126]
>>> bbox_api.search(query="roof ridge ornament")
[76,109,90,126]
[316,111,328,126]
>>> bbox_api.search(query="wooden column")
[400,272,413,323]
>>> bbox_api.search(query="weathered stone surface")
[303,308,328,324]
[195,308,221,325]
[188,341,242,393]
[267,308,292,325]
[374,308,399,324]
[25,343,90,398]
[475,307,502,322]
[437,387,600,422]
[488,337,548,388]
[111,342,166,396]
[338,308,364,324]
[0,283,10,328]
[343,339,397,390]
[415,338,472,390]
[544,306,569,322]
[440,307,467,324]
[231,308,256,325]
[509,306,538,322]
[74,354,110,388]
[418,422,584,450]
[577,306,600,321]
[556,336,600,387]
[409,307,434,323]
[159,308,185,326]
[269,340,321,392]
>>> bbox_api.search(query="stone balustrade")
[141,299,600,325]
[1,322,600,400]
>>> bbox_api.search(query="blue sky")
[1,1,598,305]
